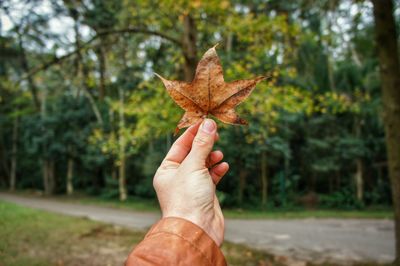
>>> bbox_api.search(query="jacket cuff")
[145,217,226,266]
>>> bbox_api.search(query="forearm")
[125,217,226,266]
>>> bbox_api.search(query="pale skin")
[153,118,229,246]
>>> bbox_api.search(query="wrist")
[163,211,223,246]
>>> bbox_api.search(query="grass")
[67,194,161,213]
[50,192,393,220]
[222,208,393,219]
[0,200,280,266]
[0,200,144,266]
[6,190,393,220]
[0,200,392,266]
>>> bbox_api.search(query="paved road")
[0,193,394,264]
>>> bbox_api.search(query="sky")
[1,0,90,57]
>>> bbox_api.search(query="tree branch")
[17,27,182,84]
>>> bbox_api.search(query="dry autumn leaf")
[155,45,266,134]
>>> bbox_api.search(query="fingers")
[215,132,219,142]
[186,119,217,167]
[210,162,229,185]
[162,121,201,164]
[206,150,223,168]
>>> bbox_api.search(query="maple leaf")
[155,44,266,134]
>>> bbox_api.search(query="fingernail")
[201,119,215,134]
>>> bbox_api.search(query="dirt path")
[0,193,394,264]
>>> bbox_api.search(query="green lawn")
[222,208,393,219]
[0,200,279,266]
[52,193,393,220]
[0,200,391,266]
[7,190,393,220]
[0,200,143,266]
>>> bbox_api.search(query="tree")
[0,0,394,225]
[372,0,400,263]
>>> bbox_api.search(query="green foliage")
[320,188,364,210]
[98,176,120,199]
[0,0,392,209]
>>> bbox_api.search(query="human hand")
[153,119,229,246]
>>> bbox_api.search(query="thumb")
[186,118,217,167]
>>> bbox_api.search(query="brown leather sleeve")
[125,217,227,266]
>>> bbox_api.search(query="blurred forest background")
[0,0,398,212]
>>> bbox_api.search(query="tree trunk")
[326,13,336,92]
[119,155,127,201]
[0,128,10,183]
[118,87,127,201]
[43,159,55,195]
[17,31,40,110]
[66,146,74,195]
[182,14,197,81]
[43,159,49,195]
[226,32,233,59]
[260,151,268,206]
[66,158,74,195]
[10,116,19,191]
[372,0,400,263]
[112,166,118,180]
[71,10,104,125]
[327,54,336,91]
[96,43,107,101]
[354,159,363,202]
[48,159,55,194]
[354,119,364,202]
[41,86,50,195]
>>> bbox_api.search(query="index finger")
[162,121,202,165]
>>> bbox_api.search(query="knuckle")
[153,176,160,190]
[193,135,211,147]
[157,161,179,172]
[196,168,210,177]
[153,173,166,190]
